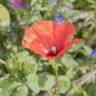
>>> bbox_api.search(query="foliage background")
[0,0,96,96]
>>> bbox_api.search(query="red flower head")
[22,21,80,60]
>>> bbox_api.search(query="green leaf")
[58,76,71,93]
[0,76,13,89]
[61,54,78,68]
[68,43,83,53]
[82,45,92,56]
[0,77,22,96]
[0,4,10,27]
[82,31,89,39]
[11,51,37,74]
[26,74,40,94]
[14,85,28,96]
[65,68,76,79]
[14,51,31,63]
[14,51,37,65]
[38,73,55,91]
[23,63,37,74]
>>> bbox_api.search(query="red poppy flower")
[22,21,80,60]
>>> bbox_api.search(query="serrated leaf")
[14,51,36,65]
[82,45,92,56]
[0,77,22,96]
[26,74,40,94]
[61,54,78,68]
[14,85,28,96]
[65,68,76,79]
[38,73,55,91]
[58,76,71,93]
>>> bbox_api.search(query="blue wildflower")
[91,50,96,57]
[54,13,63,23]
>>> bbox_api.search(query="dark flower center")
[46,46,59,57]
[51,46,57,55]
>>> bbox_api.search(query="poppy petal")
[63,22,75,42]
[22,27,49,57]
[22,20,80,60]
[22,21,56,57]
[31,21,55,49]
[54,39,80,59]
[52,22,66,49]
[47,39,80,60]
[54,22,75,50]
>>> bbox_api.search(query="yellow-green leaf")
[0,4,10,27]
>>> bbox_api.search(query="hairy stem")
[54,64,60,96]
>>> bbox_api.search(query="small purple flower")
[13,0,20,8]
[91,50,96,57]
[54,13,63,23]
[13,0,29,9]
[19,3,29,9]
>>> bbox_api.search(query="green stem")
[54,64,60,96]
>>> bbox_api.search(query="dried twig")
[68,11,93,22]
